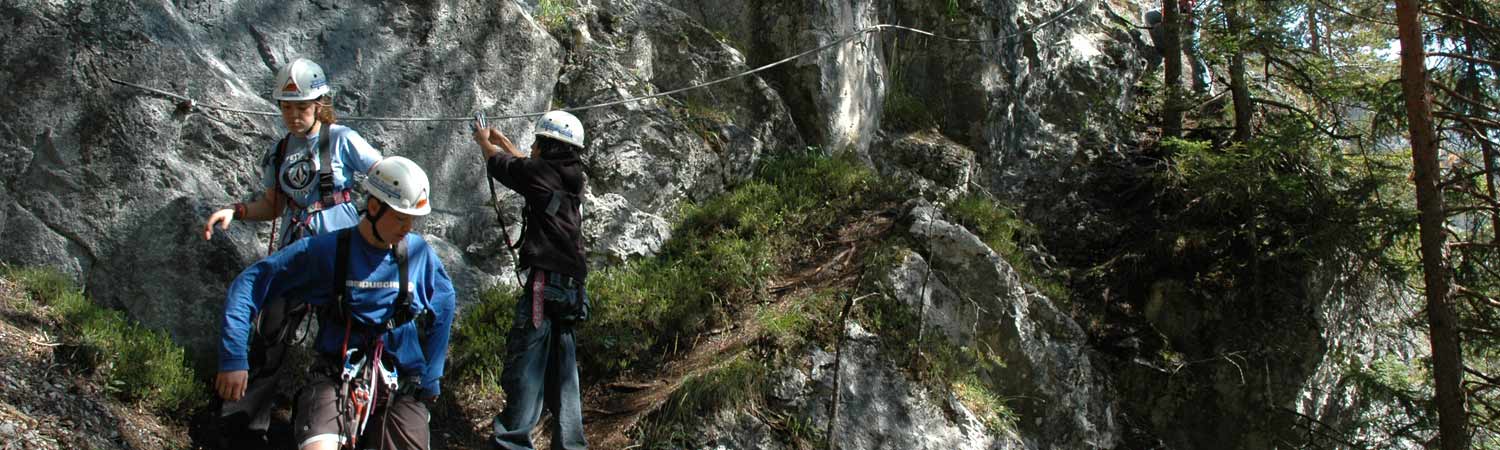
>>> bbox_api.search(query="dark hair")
[535,135,580,157]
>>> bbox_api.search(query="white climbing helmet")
[534,110,585,149]
[271,58,331,102]
[362,156,432,216]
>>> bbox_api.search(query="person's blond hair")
[315,96,337,125]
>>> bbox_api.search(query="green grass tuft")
[450,284,521,390]
[536,0,571,34]
[639,353,768,446]
[2,266,206,415]
[756,288,844,352]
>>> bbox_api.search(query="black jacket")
[487,148,588,279]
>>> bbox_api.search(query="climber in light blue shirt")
[255,122,383,244]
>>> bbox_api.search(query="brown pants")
[293,375,430,450]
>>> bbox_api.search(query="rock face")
[0,0,801,368]
[668,0,885,155]
[812,323,1024,450]
[693,325,1028,450]
[692,201,1119,450]
[555,0,804,264]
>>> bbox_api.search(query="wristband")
[231,203,247,220]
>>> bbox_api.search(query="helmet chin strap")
[367,200,391,244]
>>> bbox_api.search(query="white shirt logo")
[281,152,316,192]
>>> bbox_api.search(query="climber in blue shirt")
[216,156,456,450]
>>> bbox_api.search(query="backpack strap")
[544,191,583,216]
[275,135,290,178]
[269,134,291,206]
[381,237,413,331]
[329,228,353,321]
[316,126,337,207]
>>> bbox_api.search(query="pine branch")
[1251,98,1363,140]
[1428,79,1500,116]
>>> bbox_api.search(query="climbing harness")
[256,125,351,253]
[325,227,427,449]
[108,1,1091,122]
[265,126,354,252]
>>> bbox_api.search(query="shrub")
[2,266,206,415]
[449,284,520,390]
[1149,132,1411,295]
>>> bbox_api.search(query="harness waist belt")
[289,189,355,214]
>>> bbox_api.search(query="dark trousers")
[492,271,587,450]
[221,296,304,433]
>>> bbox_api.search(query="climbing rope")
[107,1,1091,122]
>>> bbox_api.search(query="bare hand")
[487,128,520,156]
[472,125,492,149]
[204,208,235,241]
[216,370,248,401]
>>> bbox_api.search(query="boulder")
[891,200,1120,448]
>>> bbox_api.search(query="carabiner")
[472,111,487,131]
[340,348,366,382]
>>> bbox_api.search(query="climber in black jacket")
[473,110,590,450]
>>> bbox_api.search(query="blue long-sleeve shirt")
[218,230,457,397]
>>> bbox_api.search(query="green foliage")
[2,267,206,415]
[1338,356,1435,448]
[450,284,520,390]
[579,149,901,381]
[1147,131,1413,295]
[583,257,726,380]
[882,86,935,133]
[757,289,843,352]
[1072,125,1421,446]
[535,0,570,33]
[639,353,767,447]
